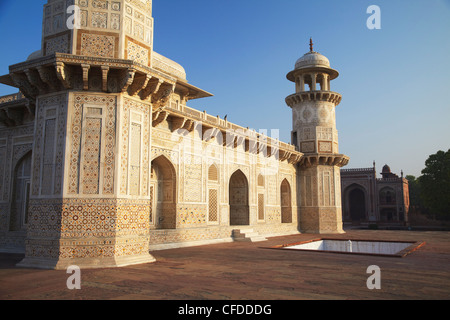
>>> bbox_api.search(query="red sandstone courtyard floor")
[0,230,449,300]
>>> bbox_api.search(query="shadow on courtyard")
[0,253,24,269]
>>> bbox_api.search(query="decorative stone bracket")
[299,153,350,168]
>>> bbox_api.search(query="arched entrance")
[10,152,32,231]
[229,170,249,226]
[151,155,177,229]
[281,179,292,223]
[349,188,366,222]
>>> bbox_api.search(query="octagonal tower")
[0,0,211,269]
[42,0,154,66]
[286,39,349,234]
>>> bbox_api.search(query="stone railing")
[341,168,374,173]
[0,92,24,105]
[180,105,297,153]
[377,178,402,183]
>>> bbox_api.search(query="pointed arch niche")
[281,179,292,223]
[150,155,177,229]
[9,151,32,231]
[343,184,368,222]
[229,170,249,226]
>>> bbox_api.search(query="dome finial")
[309,38,314,52]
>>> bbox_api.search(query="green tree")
[406,175,422,209]
[419,149,450,220]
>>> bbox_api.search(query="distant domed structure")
[341,162,410,225]
[381,164,398,179]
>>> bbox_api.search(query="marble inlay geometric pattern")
[25,198,151,260]
[129,122,142,196]
[91,12,108,29]
[82,117,102,195]
[80,33,115,58]
[69,94,116,195]
[127,39,150,66]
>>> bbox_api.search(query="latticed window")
[208,164,219,223]
[258,193,265,220]
[208,189,218,222]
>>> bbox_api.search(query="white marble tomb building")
[0,0,349,269]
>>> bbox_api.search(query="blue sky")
[0,0,449,177]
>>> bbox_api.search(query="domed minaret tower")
[286,39,349,234]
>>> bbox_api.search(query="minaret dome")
[287,40,339,92]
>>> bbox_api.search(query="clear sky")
[0,0,449,177]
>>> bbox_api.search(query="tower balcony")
[299,153,350,169]
[285,90,342,108]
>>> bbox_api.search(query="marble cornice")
[1,53,212,104]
